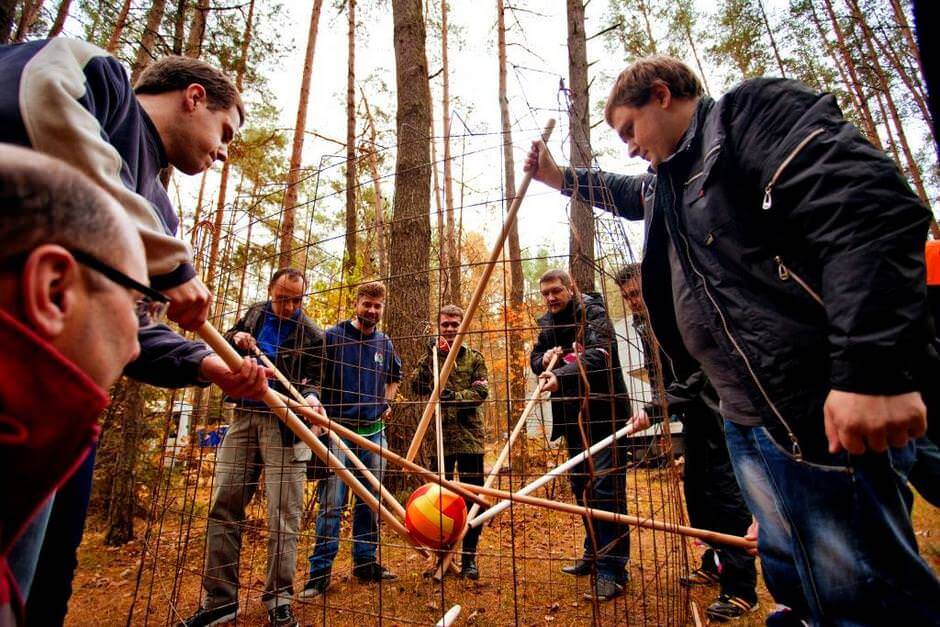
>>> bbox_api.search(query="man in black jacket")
[183,268,324,627]
[529,269,633,602]
[615,264,757,621]
[526,56,938,624]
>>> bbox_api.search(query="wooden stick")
[432,343,445,479]
[453,482,756,551]
[432,353,559,580]
[274,391,489,509]
[196,323,425,557]
[469,417,646,528]
[405,118,556,462]
[253,349,406,520]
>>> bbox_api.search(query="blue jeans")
[724,420,940,625]
[308,430,387,573]
[567,437,630,583]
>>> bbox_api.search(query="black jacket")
[564,78,934,457]
[530,293,632,444]
[224,302,325,411]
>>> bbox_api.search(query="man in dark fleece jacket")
[0,39,269,625]
[525,55,938,624]
[529,269,634,603]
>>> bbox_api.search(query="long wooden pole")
[432,343,445,477]
[454,482,755,551]
[253,349,407,520]
[432,353,559,579]
[469,417,648,528]
[406,118,556,462]
[196,323,424,556]
[274,392,489,508]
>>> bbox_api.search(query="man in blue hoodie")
[301,281,403,598]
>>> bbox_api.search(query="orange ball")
[404,483,468,550]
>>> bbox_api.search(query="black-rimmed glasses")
[1,247,170,326]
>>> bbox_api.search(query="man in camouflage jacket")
[411,304,489,579]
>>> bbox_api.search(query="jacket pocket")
[762,128,826,211]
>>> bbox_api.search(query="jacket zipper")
[762,128,826,211]
[670,184,803,459]
[684,143,722,187]
[774,256,824,307]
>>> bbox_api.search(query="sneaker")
[352,561,397,582]
[679,567,721,587]
[267,605,298,627]
[460,557,479,580]
[177,604,239,627]
[705,594,759,621]
[298,569,331,598]
[561,559,594,576]
[583,577,624,602]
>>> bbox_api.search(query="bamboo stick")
[469,416,648,528]
[405,118,556,462]
[196,322,425,556]
[454,482,755,551]
[432,353,559,579]
[273,391,489,508]
[253,349,406,520]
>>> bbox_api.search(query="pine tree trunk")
[131,0,168,83]
[105,380,145,546]
[638,0,657,54]
[889,0,923,82]
[566,0,595,292]
[279,0,324,269]
[105,0,132,51]
[387,0,432,491]
[184,0,209,58]
[440,0,460,306]
[344,0,358,277]
[0,0,16,44]
[429,106,445,295]
[47,0,71,37]
[757,0,786,77]
[819,0,882,149]
[13,0,43,42]
[497,0,526,420]
[804,0,865,120]
[172,0,188,55]
[841,0,932,219]
[362,93,388,278]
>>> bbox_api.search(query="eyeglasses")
[68,249,170,326]
[0,247,170,326]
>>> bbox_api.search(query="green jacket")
[411,342,489,455]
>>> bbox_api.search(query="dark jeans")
[566,436,629,583]
[25,444,96,626]
[909,435,940,508]
[439,453,484,556]
[679,404,756,602]
[725,420,940,625]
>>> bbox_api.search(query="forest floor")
[66,453,940,626]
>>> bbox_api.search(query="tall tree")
[278,0,324,268]
[709,0,772,81]
[496,0,526,414]
[671,0,710,94]
[172,0,188,54]
[131,0,168,82]
[440,0,460,305]
[362,92,388,278]
[106,0,132,52]
[566,0,595,292]
[185,0,209,58]
[13,0,44,42]
[756,0,787,76]
[387,0,432,484]
[344,0,358,278]
[47,0,72,37]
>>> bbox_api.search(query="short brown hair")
[613,264,640,286]
[134,56,245,125]
[269,267,306,290]
[439,304,464,321]
[356,281,386,301]
[604,55,703,125]
[539,269,573,290]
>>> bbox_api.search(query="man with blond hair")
[526,55,939,623]
[302,282,403,597]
